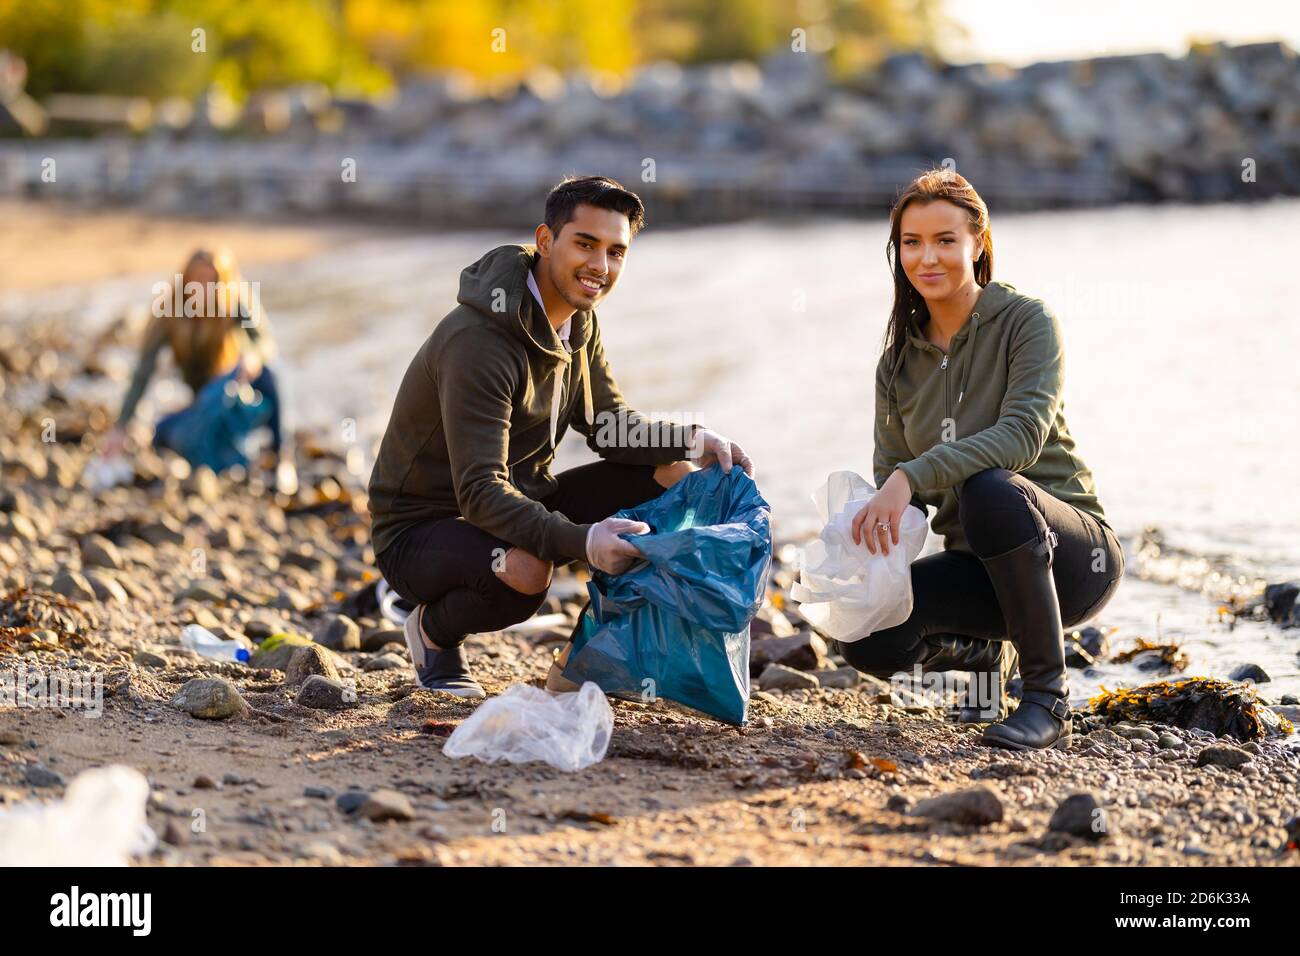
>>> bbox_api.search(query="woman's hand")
[101,426,127,458]
[851,469,912,556]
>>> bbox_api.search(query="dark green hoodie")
[368,244,697,562]
[875,279,1110,554]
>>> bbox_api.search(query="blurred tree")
[0,0,952,102]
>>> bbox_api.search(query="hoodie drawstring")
[548,347,594,449]
[957,312,978,405]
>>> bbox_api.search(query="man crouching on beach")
[367,174,753,697]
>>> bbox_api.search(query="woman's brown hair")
[883,169,993,365]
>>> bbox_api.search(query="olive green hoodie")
[874,279,1110,555]
[368,244,697,563]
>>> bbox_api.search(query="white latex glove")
[585,517,651,574]
[689,427,754,476]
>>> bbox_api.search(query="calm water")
[6,198,1299,708]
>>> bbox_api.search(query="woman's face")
[898,199,983,301]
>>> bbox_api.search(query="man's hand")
[689,428,754,477]
[586,517,651,574]
[850,469,912,556]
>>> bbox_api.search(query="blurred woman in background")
[102,246,291,484]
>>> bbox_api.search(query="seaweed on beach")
[1089,677,1295,742]
[0,586,101,638]
[1110,637,1190,674]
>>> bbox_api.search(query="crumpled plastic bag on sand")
[0,765,156,866]
[790,470,928,643]
[442,682,614,772]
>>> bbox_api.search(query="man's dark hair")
[544,175,645,239]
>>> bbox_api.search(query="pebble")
[336,790,368,814]
[83,570,129,604]
[1195,744,1252,770]
[24,763,66,787]
[816,666,861,689]
[362,653,406,672]
[51,569,97,602]
[177,579,228,603]
[133,648,168,668]
[314,613,361,652]
[296,675,348,709]
[80,534,125,570]
[361,628,406,653]
[285,644,341,686]
[1048,792,1109,841]
[1228,663,1270,683]
[907,787,1004,826]
[356,789,415,822]
[169,677,248,719]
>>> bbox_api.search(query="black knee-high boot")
[978,531,1073,750]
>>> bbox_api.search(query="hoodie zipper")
[940,353,951,423]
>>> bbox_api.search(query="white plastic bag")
[84,452,134,491]
[0,765,156,866]
[442,681,614,772]
[790,471,928,642]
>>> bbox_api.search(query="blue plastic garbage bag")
[561,464,772,726]
[153,366,278,473]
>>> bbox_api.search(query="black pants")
[375,461,667,649]
[839,467,1125,678]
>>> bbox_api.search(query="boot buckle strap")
[1022,690,1070,722]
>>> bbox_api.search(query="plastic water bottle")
[180,624,251,663]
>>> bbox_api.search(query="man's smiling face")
[538,202,631,312]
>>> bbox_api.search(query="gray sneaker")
[404,605,485,699]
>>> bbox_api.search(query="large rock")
[169,677,248,719]
[285,644,341,686]
[908,787,1004,826]
[757,663,820,692]
[314,613,361,651]
[750,631,828,675]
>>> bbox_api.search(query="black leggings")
[839,467,1125,678]
[375,461,667,649]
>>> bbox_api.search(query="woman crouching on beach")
[842,169,1124,751]
[101,246,291,485]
